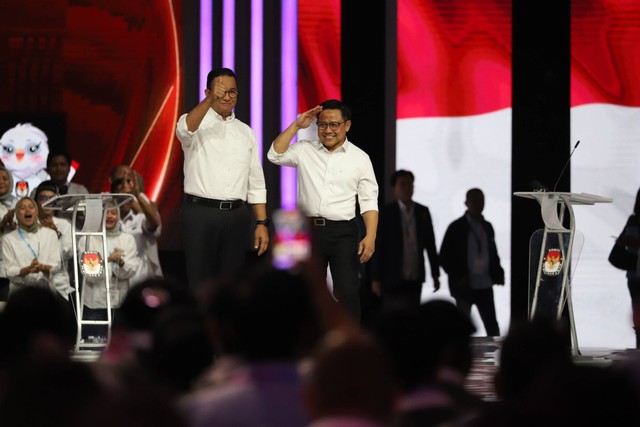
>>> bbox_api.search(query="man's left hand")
[358,235,375,264]
[254,225,269,256]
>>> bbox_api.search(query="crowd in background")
[1,255,640,427]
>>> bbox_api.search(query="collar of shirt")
[465,212,484,224]
[312,138,350,154]
[210,107,235,122]
[121,209,136,224]
[397,199,414,214]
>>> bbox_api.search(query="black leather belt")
[309,217,352,227]
[185,195,244,210]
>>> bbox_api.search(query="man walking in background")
[439,188,504,336]
[372,169,440,307]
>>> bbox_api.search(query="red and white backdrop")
[570,0,640,348]
[393,0,640,346]
[395,0,513,336]
[394,0,640,346]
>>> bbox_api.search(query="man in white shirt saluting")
[268,99,379,321]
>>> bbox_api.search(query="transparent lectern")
[514,192,612,355]
[43,193,133,353]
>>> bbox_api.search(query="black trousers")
[628,278,640,348]
[312,220,361,321]
[455,287,500,336]
[180,200,251,292]
[382,278,424,308]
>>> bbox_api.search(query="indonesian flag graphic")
[569,0,640,348]
[396,0,513,275]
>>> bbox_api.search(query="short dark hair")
[320,99,352,122]
[466,187,484,200]
[206,68,237,90]
[46,151,72,168]
[35,180,59,199]
[390,169,414,187]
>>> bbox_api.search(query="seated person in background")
[77,203,140,340]
[110,165,163,285]
[35,181,74,302]
[1,197,63,299]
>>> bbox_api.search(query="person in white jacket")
[2,197,62,298]
[35,180,74,301]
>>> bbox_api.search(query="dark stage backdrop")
[0,0,184,250]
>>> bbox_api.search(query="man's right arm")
[185,96,213,132]
[272,105,323,154]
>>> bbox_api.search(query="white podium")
[514,192,612,355]
[43,193,133,353]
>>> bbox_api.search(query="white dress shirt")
[176,108,267,203]
[65,181,89,195]
[267,138,378,220]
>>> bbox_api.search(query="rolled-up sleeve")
[247,133,267,204]
[267,142,300,167]
[357,154,379,214]
[176,114,196,147]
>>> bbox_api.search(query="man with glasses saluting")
[268,99,379,322]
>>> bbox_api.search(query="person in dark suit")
[371,170,440,307]
[439,188,504,336]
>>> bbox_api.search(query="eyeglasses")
[316,121,345,131]
[223,89,239,98]
[37,194,54,202]
[207,88,239,98]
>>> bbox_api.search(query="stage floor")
[466,336,640,401]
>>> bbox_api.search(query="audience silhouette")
[2,245,640,427]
